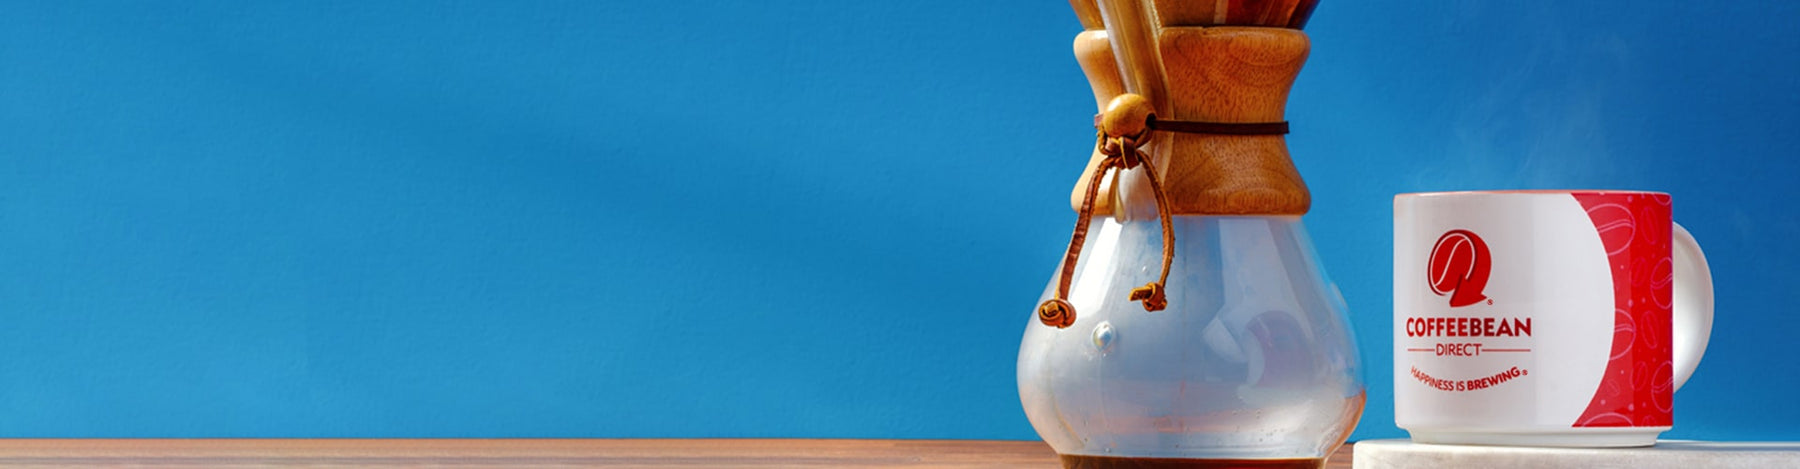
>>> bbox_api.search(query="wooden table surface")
[0,439,1353,468]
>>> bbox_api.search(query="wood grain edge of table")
[0,438,1352,468]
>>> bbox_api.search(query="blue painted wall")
[1,0,1795,440]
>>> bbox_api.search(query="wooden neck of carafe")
[1070,26,1312,216]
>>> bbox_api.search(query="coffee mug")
[1392,190,1713,447]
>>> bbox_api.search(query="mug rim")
[1396,189,1669,200]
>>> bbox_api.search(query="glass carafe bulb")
[1018,214,1364,464]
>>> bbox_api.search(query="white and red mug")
[1393,190,1714,447]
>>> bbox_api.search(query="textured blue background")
[2,0,1796,440]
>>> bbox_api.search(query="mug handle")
[1672,223,1714,391]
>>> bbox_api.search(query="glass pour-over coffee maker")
[1017,1,1364,467]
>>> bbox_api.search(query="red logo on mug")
[1428,230,1491,307]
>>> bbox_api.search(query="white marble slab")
[1354,439,1800,469]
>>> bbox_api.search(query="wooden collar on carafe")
[1036,94,1290,329]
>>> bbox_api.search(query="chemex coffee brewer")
[1016,1,1364,467]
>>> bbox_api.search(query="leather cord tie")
[1147,118,1289,136]
[1037,93,1289,329]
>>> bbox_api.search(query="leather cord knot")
[1036,93,1290,329]
[1036,299,1076,328]
[1036,94,1175,328]
[1129,282,1167,311]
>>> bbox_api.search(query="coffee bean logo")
[1428,229,1492,308]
